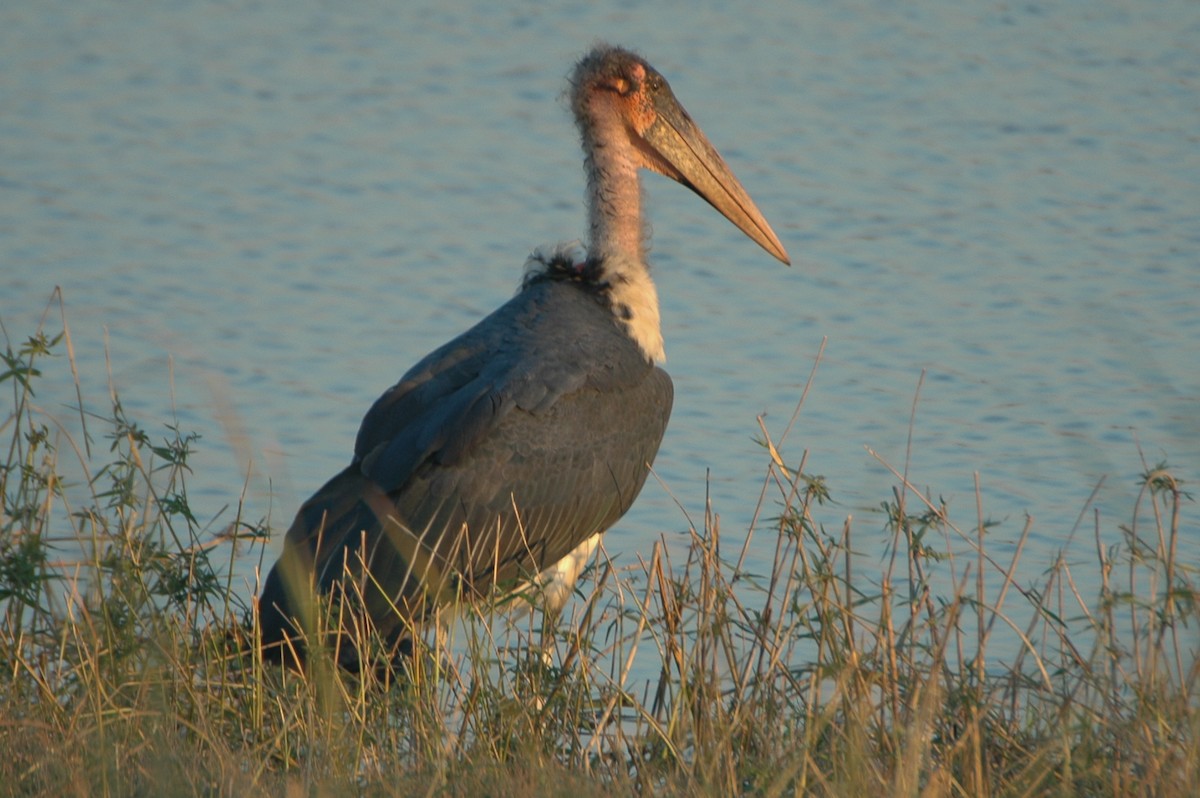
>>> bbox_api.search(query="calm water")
[3,1,1198,661]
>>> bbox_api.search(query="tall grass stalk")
[1,309,1195,796]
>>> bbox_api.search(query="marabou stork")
[258,44,790,670]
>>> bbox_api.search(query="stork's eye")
[606,76,633,96]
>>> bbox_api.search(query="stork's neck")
[583,116,645,264]
[580,118,665,363]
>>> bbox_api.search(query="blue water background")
[3,0,1198,664]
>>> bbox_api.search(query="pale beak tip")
[764,233,791,266]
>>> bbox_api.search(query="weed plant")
[1,308,1196,796]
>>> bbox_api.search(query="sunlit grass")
[1,303,1196,796]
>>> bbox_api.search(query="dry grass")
[1,305,1196,797]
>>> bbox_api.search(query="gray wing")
[259,279,673,652]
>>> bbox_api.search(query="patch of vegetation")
[1,308,1195,796]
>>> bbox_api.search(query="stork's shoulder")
[351,258,664,490]
[402,254,653,400]
[523,244,664,364]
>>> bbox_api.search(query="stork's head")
[570,45,790,265]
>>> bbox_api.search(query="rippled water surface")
[3,1,1198,658]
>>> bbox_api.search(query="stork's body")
[259,44,789,670]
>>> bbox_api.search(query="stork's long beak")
[643,83,791,265]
